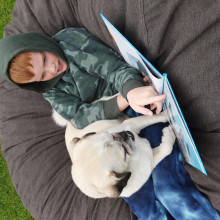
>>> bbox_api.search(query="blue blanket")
[123,109,220,220]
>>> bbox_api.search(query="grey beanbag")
[0,0,219,219]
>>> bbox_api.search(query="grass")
[0,0,34,219]
[0,149,34,220]
[0,0,15,38]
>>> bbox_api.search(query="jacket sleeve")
[54,28,146,99]
[75,35,146,98]
[43,87,122,129]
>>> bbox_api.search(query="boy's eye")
[41,73,46,80]
[41,52,46,64]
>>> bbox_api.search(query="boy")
[0,28,166,128]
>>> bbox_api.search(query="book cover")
[100,14,207,175]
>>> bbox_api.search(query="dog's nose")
[126,131,135,141]
[117,131,135,141]
[117,131,128,141]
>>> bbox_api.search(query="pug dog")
[53,110,176,198]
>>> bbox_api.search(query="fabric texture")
[0,0,219,219]
[44,27,145,128]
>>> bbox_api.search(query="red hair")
[8,51,35,84]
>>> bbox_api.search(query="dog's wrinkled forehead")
[81,130,135,142]
[74,131,113,145]
[82,132,97,138]
[71,132,97,145]
[71,130,135,159]
[71,131,117,160]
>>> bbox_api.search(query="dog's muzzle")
[113,131,135,155]
[117,131,135,141]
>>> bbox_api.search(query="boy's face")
[28,51,68,82]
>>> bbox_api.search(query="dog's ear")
[71,137,80,145]
[67,137,81,161]
[82,132,96,139]
[111,171,131,195]
[71,132,96,145]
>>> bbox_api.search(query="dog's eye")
[105,142,114,148]
[112,135,120,141]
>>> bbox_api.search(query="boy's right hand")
[127,86,166,116]
[117,94,129,112]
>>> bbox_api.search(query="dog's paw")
[157,111,168,123]
[161,125,176,154]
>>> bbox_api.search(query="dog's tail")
[52,110,68,127]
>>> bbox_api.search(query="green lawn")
[0,0,34,219]
[0,0,15,38]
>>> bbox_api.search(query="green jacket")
[43,28,145,128]
[0,28,145,129]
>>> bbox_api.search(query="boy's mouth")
[57,60,63,72]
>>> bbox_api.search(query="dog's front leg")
[122,112,168,134]
[153,125,176,168]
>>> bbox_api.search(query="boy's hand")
[117,94,129,112]
[127,86,166,116]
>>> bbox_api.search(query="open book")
[100,14,207,175]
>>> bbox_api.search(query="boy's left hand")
[127,86,166,116]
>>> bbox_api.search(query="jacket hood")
[0,32,68,93]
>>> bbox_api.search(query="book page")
[100,14,164,94]
[163,76,206,174]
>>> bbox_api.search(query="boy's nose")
[45,63,56,74]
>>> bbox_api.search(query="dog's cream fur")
[53,110,176,198]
